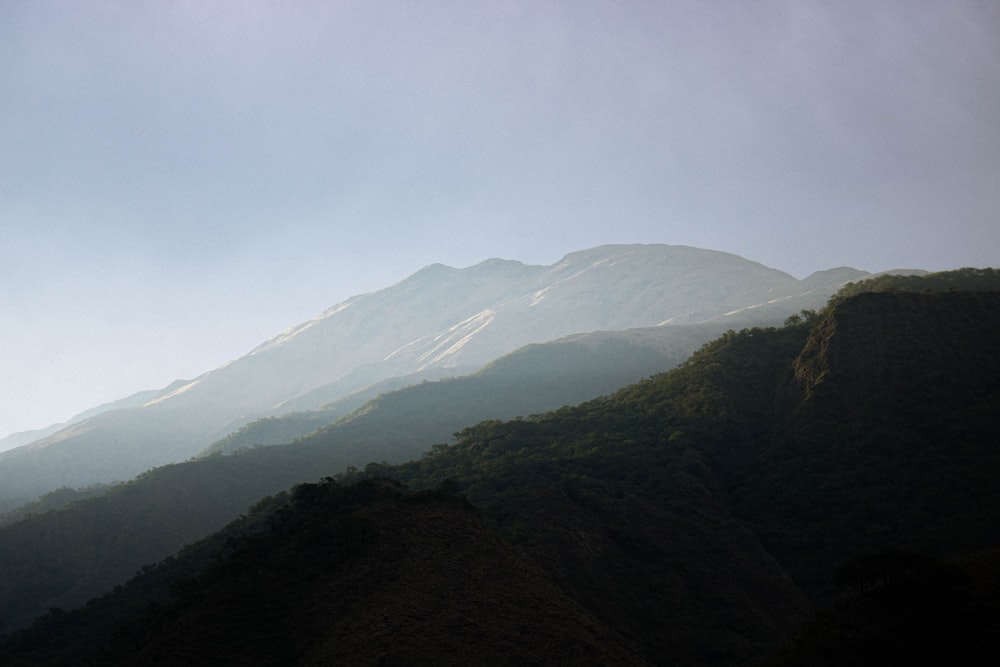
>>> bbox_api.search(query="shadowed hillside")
[0,480,650,666]
[0,323,721,634]
[737,289,1000,601]
[2,282,998,664]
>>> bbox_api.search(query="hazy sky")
[2,1,998,439]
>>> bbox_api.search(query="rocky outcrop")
[786,291,1000,435]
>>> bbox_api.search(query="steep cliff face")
[786,291,1000,435]
[745,291,1000,600]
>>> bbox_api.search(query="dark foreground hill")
[129,483,650,666]
[3,276,999,665]
[0,481,650,666]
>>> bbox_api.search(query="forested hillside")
[2,274,999,665]
[201,322,725,457]
[1,481,651,666]
[0,322,719,634]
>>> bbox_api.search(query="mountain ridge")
[0,243,867,507]
[5,284,997,664]
[0,321,726,631]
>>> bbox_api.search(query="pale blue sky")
[2,1,999,439]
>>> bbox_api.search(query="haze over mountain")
[2,2,997,660]
[0,244,865,507]
[3,275,997,664]
[4,2,998,445]
[0,318,728,632]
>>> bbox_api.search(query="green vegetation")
[1,274,999,664]
[201,411,342,456]
[0,480,650,666]
[0,451,328,633]
[202,323,720,457]
[388,323,813,511]
[829,267,1000,305]
[0,322,715,637]
[0,484,115,527]
[0,481,369,665]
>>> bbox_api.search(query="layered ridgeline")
[0,244,865,508]
[0,321,728,632]
[2,271,998,665]
[201,322,730,458]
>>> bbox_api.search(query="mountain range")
[0,244,871,509]
[2,270,997,665]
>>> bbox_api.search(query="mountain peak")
[0,243,879,505]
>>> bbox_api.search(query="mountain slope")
[0,243,860,506]
[736,289,1000,601]
[0,322,722,633]
[384,287,1000,660]
[0,380,189,455]
[3,285,998,664]
[202,321,728,457]
[130,483,650,666]
[1,481,651,666]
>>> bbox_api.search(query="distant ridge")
[6,286,997,663]
[0,380,190,454]
[0,244,868,507]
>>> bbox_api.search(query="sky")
[1,0,999,440]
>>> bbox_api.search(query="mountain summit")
[0,244,866,506]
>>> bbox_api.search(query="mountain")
[745,289,1000,601]
[0,321,723,632]
[384,287,1000,662]
[201,321,729,457]
[0,380,190,455]
[0,481,652,666]
[3,277,998,664]
[0,243,863,508]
